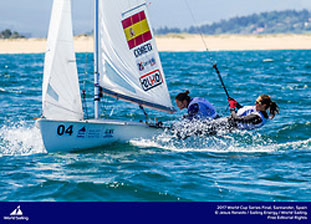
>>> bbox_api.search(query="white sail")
[42,0,83,120]
[98,0,175,113]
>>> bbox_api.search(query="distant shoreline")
[1,34,311,54]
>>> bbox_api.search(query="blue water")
[0,50,311,201]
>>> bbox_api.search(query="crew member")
[228,94,279,130]
[175,90,219,120]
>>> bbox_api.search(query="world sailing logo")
[10,205,23,216]
[3,205,30,221]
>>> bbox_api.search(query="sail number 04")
[57,125,73,136]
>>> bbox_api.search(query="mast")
[94,0,100,119]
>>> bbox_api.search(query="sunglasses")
[255,100,262,105]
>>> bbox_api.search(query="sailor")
[228,94,279,130]
[175,90,219,120]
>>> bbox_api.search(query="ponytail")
[260,94,280,119]
[269,101,280,119]
[175,90,191,103]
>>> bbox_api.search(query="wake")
[130,120,311,153]
[0,121,45,156]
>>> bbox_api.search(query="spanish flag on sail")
[122,11,152,49]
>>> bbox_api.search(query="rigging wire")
[82,53,89,119]
[184,0,209,52]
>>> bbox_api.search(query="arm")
[183,103,199,120]
[230,109,262,124]
[228,97,262,126]
[236,102,243,110]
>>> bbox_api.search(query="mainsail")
[42,0,83,120]
[98,0,175,113]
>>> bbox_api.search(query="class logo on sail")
[122,11,152,49]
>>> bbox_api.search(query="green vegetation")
[155,9,311,35]
[0,29,25,39]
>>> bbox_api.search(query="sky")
[0,0,311,37]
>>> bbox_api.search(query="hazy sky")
[0,0,311,37]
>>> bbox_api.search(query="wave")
[0,87,23,94]
[0,121,45,156]
[262,58,274,62]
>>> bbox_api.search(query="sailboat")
[36,0,176,152]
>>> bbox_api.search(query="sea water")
[0,50,310,201]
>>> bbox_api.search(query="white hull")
[36,118,163,153]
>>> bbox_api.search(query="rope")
[184,0,209,52]
[139,105,149,122]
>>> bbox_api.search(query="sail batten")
[98,0,175,114]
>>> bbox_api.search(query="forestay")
[98,0,175,113]
[42,0,83,120]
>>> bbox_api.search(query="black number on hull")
[57,125,73,136]
[57,125,65,135]
[65,125,73,135]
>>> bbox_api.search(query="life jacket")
[187,97,218,119]
[236,106,268,130]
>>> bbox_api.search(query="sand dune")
[1,34,311,54]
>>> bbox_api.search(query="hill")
[155,9,311,35]
[0,29,25,39]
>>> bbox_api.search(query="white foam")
[130,130,311,154]
[276,138,311,151]
[263,58,274,62]
[0,87,22,94]
[0,121,46,156]
[131,138,276,153]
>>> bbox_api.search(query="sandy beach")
[1,34,311,54]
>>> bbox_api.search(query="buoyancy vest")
[187,97,218,119]
[236,106,268,130]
